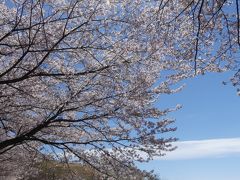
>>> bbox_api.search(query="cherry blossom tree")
[0,0,239,179]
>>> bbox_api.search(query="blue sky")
[138,71,240,180]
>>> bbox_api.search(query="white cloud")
[157,137,240,160]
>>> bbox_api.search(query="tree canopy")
[0,0,239,179]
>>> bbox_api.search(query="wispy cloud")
[158,137,240,160]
